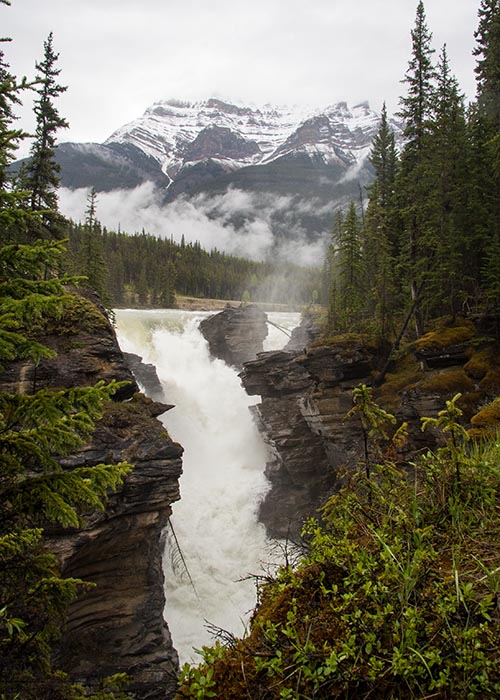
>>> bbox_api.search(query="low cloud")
[58,183,329,267]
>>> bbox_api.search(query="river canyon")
[114,308,300,664]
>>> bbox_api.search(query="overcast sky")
[2,0,481,148]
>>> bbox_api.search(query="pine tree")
[363,103,400,339]
[330,202,364,331]
[79,188,111,307]
[0,49,32,243]
[472,0,500,305]
[397,0,437,335]
[23,32,68,239]
[474,0,500,129]
[425,45,469,318]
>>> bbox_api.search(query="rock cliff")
[0,289,183,700]
[240,340,375,538]
[241,317,500,539]
[199,304,268,369]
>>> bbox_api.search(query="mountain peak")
[105,97,393,175]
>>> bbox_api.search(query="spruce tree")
[397,0,437,335]
[79,188,111,307]
[474,0,500,129]
[425,45,469,318]
[472,0,500,303]
[330,201,364,331]
[23,32,68,239]
[363,103,400,339]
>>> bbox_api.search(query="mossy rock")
[413,317,476,352]
[29,292,110,338]
[375,351,423,409]
[418,368,475,395]
[469,398,500,439]
[313,331,377,352]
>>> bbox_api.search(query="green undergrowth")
[177,399,500,699]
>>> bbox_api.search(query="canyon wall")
[0,290,182,700]
[240,317,500,539]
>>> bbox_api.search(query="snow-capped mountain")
[105,97,390,186]
[50,97,402,240]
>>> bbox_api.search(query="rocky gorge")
[3,294,498,699]
[0,290,183,700]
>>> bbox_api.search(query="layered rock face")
[0,290,183,700]
[240,341,375,538]
[52,394,182,699]
[199,304,268,369]
[241,317,500,539]
[123,350,167,402]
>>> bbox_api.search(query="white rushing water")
[114,308,300,663]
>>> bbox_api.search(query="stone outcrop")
[199,304,268,369]
[240,340,375,538]
[0,289,183,700]
[51,395,182,700]
[123,350,167,402]
[241,317,500,539]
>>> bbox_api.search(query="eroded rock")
[199,304,268,369]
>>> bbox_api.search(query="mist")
[58,183,329,267]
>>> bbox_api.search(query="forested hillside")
[66,217,321,309]
[177,2,500,698]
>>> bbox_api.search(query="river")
[114,308,300,663]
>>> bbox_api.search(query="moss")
[312,331,377,351]
[375,351,424,409]
[479,367,500,393]
[470,398,500,430]
[418,368,475,395]
[102,393,171,440]
[30,292,110,338]
[413,317,476,352]
[463,346,496,379]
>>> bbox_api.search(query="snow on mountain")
[105,97,397,187]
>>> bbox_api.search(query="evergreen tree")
[0,14,131,696]
[472,0,500,302]
[474,0,500,129]
[397,0,437,335]
[363,103,400,339]
[79,188,111,306]
[23,32,68,239]
[0,49,32,244]
[329,202,364,331]
[425,45,469,318]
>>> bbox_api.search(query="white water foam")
[114,308,299,663]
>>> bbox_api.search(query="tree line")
[66,211,321,309]
[323,0,500,343]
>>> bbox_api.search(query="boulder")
[199,304,268,369]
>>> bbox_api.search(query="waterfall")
[114,308,299,663]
